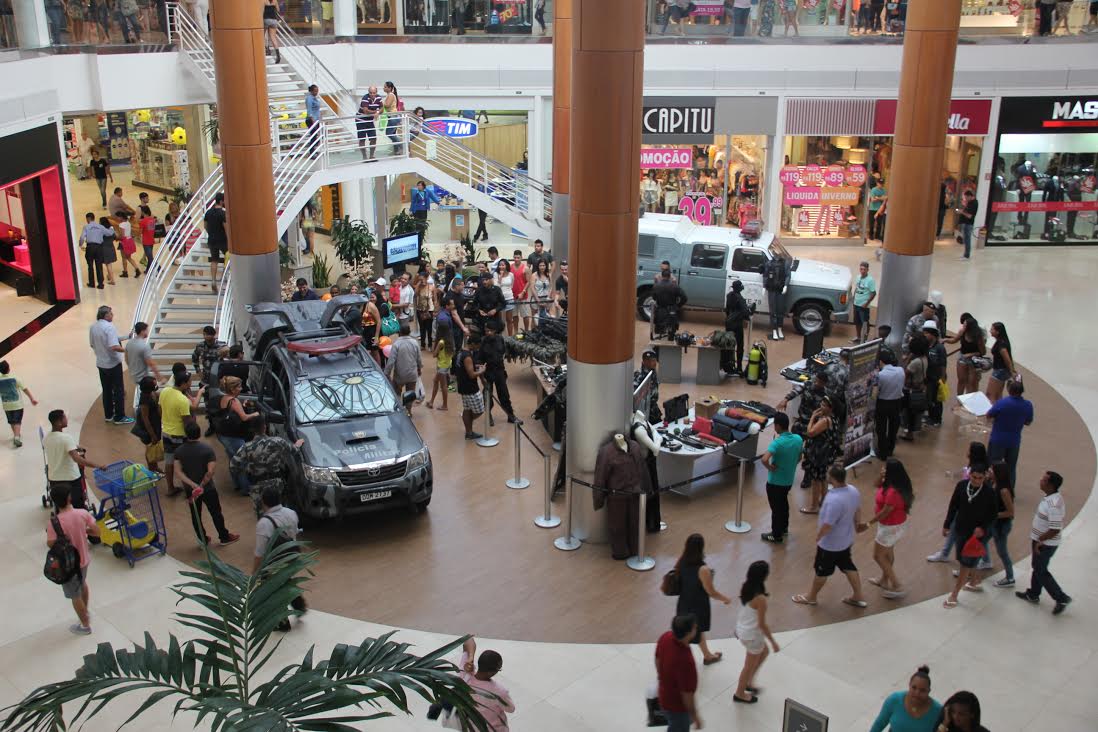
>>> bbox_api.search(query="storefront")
[64,106,211,197]
[403,0,535,34]
[281,0,398,35]
[777,97,991,241]
[987,96,1098,246]
[0,123,77,305]
[640,97,776,230]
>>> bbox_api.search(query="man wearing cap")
[851,261,877,344]
[634,349,662,423]
[472,270,507,335]
[922,321,947,428]
[723,279,751,376]
[903,301,936,357]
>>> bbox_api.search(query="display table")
[649,342,726,386]
[531,364,564,448]
[654,408,769,496]
[780,346,843,419]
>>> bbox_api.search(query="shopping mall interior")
[0,1,1096,730]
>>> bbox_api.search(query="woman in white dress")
[733,560,780,705]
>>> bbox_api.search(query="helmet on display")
[675,332,695,348]
[170,127,187,145]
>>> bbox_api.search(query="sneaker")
[760,532,783,544]
[220,533,241,546]
[120,272,129,278]
[994,578,1015,588]
[13,437,22,448]
[926,552,950,562]
[952,569,961,577]
[1052,597,1072,615]
[113,416,136,425]
[976,560,993,571]
[1015,591,1039,604]
[464,432,483,440]
[276,619,291,632]
[69,624,92,636]
[507,414,523,425]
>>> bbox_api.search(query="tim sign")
[424,117,479,139]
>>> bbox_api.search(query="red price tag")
[1019,175,1036,195]
[1007,0,1023,16]
[779,165,801,185]
[846,164,867,186]
[803,164,823,186]
[1082,174,1096,194]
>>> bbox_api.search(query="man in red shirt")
[656,614,702,730]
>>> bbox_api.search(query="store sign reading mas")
[642,97,716,143]
[424,117,479,139]
[1048,100,1098,127]
[999,96,1098,134]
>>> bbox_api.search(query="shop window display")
[989,143,1098,244]
[405,0,533,34]
[639,136,766,229]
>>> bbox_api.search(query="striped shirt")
[1031,492,1065,546]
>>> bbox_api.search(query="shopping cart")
[91,461,168,567]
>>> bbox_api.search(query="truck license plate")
[359,489,392,503]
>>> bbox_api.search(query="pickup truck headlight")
[839,291,848,305]
[303,465,338,486]
[405,447,430,471]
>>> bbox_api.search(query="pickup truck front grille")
[337,461,407,487]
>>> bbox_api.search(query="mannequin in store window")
[987,156,1007,242]
[1012,158,1039,237]
[641,170,662,213]
[1041,167,1065,241]
[593,433,650,560]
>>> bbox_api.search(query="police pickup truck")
[636,213,852,334]
[232,296,432,520]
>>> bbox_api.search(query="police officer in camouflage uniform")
[634,349,662,423]
[230,414,303,515]
[191,325,226,386]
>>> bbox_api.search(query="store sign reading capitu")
[642,106,714,136]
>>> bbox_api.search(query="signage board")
[784,699,829,732]
[873,99,992,136]
[382,231,420,269]
[424,117,480,139]
[998,96,1098,134]
[640,147,693,169]
[842,340,882,468]
[642,97,716,143]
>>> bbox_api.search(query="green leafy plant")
[202,117,220,147]
[1,530,488,731]
[311,252,332,289]
[389,208,429,242]
[459,234,485,267]
[278,241,293,268]
[159,186,194,206]
[331,215,377,274]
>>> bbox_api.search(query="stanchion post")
[534,451,561,528]
[724,458,752,534]
[627,492,655,571]
[505,420,530,489]
[477,384,499,448]
[553,477,581,551]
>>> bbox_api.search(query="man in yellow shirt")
[159,369,204,496]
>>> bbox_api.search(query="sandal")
[963,582,984,593]
[703,652,723,666]
[842,597,868,609]
[733,694,758,704]
[868,577,883,588]
[437,406,448,411]
[425,403,434,409]
[943,598,958,609]
[799,507,819,515]
[791,594,817,606]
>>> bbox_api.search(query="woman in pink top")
[456,637,515,731]
[861,457,913,599]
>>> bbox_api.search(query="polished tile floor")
[0,236,1095,730]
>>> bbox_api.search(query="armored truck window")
[732,248,766,273]
[690,244,726,270]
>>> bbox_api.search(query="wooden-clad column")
[565,0,644,543]
[878,1,961,338]
[551,0,573,262]
[210,0,280,310]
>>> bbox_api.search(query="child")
[425,320,454,411]
[138,204,157,272]
[0,360,38,447]
[117,211,141,278]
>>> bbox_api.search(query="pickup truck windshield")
[768,239,793,263]
[293,371,399,424]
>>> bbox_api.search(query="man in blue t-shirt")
[987,379,1034,489]
[793,464,867,608]
[760,413,804,544]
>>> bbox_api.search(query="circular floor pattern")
[81,314,1094,643]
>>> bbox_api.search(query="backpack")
[44,513,80,585]
[763,258,785,291]
[262,515,299,555]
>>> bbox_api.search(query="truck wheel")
[793,302,830,335]
[636,290,655,322]
[414,497,431,514]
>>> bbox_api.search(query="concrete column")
[183,104,213,195]
[334,0,357,37]
[878,1,961,341]
[565,0,644,544]
[550,0,572,260]
[210,0,280,313]
[528,95,547,228]
[13,0,50,48]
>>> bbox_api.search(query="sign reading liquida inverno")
[642,97,716,144]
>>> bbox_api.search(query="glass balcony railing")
[6,0,1097,52]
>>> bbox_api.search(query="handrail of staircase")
[214,258,235,344]
[273,17,358,120]
[166,3,211,67]
[130,165,223,333]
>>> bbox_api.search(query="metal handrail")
[273,18,358,120]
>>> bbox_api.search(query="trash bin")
[976,226,988,250]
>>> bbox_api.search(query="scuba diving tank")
[747,343,761,385]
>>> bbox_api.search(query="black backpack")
[763,258,785,291]
[44,513,80,585]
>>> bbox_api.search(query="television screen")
[382,232,420,269]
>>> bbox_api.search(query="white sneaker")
[927,552,949,563]
[778,328,785,339]
[976,560,993,571]
[69,624,92,636]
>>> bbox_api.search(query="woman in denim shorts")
[985,321,1015,403]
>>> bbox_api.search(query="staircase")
[137,5,553,356]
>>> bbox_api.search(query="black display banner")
[999,96,1098,134]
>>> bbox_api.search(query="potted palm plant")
[0,537,489,730]
[330,215,378,284]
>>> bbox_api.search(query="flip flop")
[703,652,723,666]
[437,406,448,411]
[963,582,984,593]
[842,597,868,609]
[733,694,758,704]
[868,577,883,587]
[425,403,434,409]
[746,686,761,694]
[943,598,958,609]
[799,507,819,514]
[791,594,817,606]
